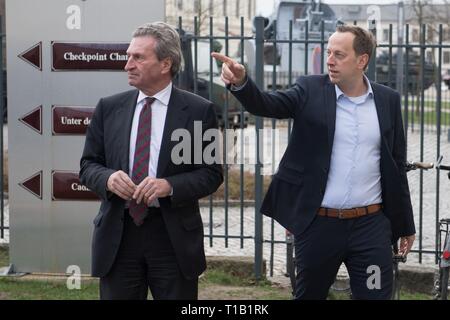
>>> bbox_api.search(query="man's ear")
[358,53,369,70]
[161,57,172,75]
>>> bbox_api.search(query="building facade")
[166,0,256,34]
[329,3,450,71]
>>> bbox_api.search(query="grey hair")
[132,22,182,77]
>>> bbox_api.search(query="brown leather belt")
[317,204,382,219]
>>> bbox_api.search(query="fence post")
[396,1,404,95]
[254,16,265,280]
[0,16,4,239]
[367,19,376,81]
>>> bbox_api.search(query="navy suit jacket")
[80,86,223,278]
[230,74,415,242]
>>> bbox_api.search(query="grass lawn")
[328,290,433,300]
[405,109,450,126]
[0,245,291,300]
[400,98,450,126]
[210,169,271,201]
[0,278,99,300]
[0,246,435,300]
[0,269,291,300]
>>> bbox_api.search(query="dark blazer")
[230,74,415,242]
[79,86,223,279]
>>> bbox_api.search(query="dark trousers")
[294,210,393,300]
[100,209,198,300]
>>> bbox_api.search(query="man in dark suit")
[212,25,415,299]
[80,22,223,300]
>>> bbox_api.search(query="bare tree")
[407,0,450,115]
[191,0,213,33]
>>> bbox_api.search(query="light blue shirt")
[321,76,383,209]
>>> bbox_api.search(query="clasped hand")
[107,171,172,206]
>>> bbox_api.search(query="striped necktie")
[129,97,155,226]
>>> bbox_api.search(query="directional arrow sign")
[19,171,42,199]
[52,171,99,201]
[19,106,42,135]
[52,106,94,135]
[52,42,128,71]
[18,42,42,71]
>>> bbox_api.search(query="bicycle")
[285,229,296,297]
[390,162,435,298]
[285,160,434,299]
[433,155,450,300]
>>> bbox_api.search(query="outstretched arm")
[211,52,307,119]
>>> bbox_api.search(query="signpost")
[6,0,164,274]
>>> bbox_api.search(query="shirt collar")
[137,81,172,106]
[335,75,373,101]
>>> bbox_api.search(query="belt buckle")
[338,209,344,219]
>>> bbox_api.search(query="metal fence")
[174,16,450,279]
[0,16,6,243]
[1,15,450,279]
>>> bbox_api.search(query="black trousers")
[294,210,393,300]
[100,208,198,300]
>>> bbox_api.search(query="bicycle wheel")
[441,266,449,300]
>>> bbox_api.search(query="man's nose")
[124,58,133,71]
[326,54,334,65]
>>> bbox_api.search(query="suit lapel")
[118,90,139,173]
[156,86,189,177]
[371,83,391,137]
[324,76,337,153]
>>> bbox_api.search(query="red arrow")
[19,106,42,135]
[18,42,42,71]
[19,171,42,199]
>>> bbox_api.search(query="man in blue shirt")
[212,25,415,299]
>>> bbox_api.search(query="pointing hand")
[211,52,246,87]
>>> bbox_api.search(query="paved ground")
[1,126,450,287]
[202,127,450,285]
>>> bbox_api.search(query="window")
[209,0,214,15]
[444,28,450,41]
[176,0,183,10]
[193,0,200,13]
[383,29,389,42]
[223,0,227,16]
[248,0,252,20]
[412,28,419,42]
[444,51,450,64]
[427,27,434,41]
[235,0,240,18]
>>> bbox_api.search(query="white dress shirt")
[321,75,383,209]
[128,82,172,207]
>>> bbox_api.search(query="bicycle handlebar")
[392,243,407,263]
[438,164,450,171]
[393,254,407,263]
[405,161,434,172]
[413,161,434,170]
[436,155,450,172]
